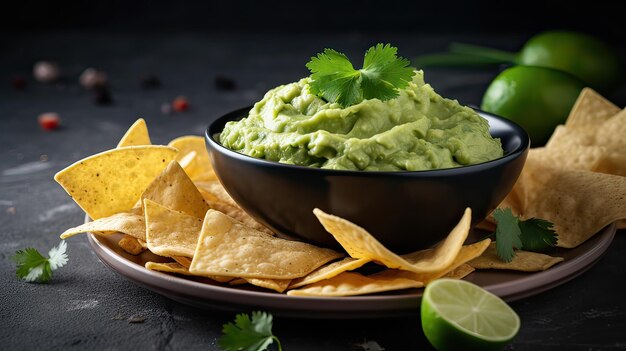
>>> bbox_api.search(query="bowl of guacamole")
[206,46,528,252]
[219,71,504,171]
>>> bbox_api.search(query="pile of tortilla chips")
[55,88,625,297]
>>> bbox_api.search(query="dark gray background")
[2,2,626,349]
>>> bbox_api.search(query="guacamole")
[219,71,503,171]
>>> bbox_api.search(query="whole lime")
[518,31,622,92]
[481,65,585,146]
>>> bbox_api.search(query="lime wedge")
[421,279,520,351]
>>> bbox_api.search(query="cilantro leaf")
[306,43,415,107]
[219,311,282,351]
[492,208,522,262]
[13,241,68,283]
[519,218,558,252]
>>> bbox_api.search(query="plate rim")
[85,214,616,318]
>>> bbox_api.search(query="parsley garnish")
[492,208,522,262]
[519,218,558,253]
[219,311,282,351]
[492,209,558,262]
[306,43,415,107]
[13,241,68,283]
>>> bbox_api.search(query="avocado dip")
[219,71,503,171]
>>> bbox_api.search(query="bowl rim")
[205,106,530,176]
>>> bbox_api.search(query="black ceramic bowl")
[206,107,529,254]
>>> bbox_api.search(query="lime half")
[421,279,520,351]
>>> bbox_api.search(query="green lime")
[518,31,622,92]
[421,279,520,351]
[481,65,585,146]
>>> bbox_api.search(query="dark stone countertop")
[1,31,625,350]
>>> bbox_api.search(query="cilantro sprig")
[219,311,282,351]
[13,241,68,283]
[492,209,558,262]
[306,43,415,107]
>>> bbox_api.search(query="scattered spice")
[79,68,108,90]
[172,96,189,112]
[38,113,60,131]
[6,207,16,215]
[33,61,59,83]
[40,154,49,162]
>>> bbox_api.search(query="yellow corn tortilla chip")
[118,235,146,255]
[167,136,217,181]
[244,278,292,293]
[195,180,238,208]
[203,197,272,235]
[229,278,247,286]
[469,243,564,272]
[59,210,145,240]
[444,264,475,280]
[189,210,342,279]
[144,199,203,258]
[565,88,620,129]
[313,208,472,274]
[117,118,151,147]
[148,259,233,283]
[286,271,423,297]
[145,262,196,276]
[141,161,210,219]
[532,145,606,172]
[593,152,626,177]
[54,145,177,220]
[595,108,626,152]
[196,180,272,234]
[406,238,491,284]
[172,256,192,268]
[369,239,491,286]
[519,158,626,248]
[288,257,371,289]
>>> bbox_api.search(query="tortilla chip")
[195,180,238,208]
[144,199,203,258]
[369,239,491,286]
[145,262,196,276]
[444,264,475,280]
[313,208,472,274]
[593,152,626,177]
[118,235,146,255]
[617,219,626,229]
[532,145,606,172]
[141,161,210,219]
[54,146,177,220]
[172,256,192,268]
[189,210,342,279]
[286,271,423,297]
[229,278,247,286]
[203,198,272,234]
[167,136,217,181]
[520,158,626,248]
[595,109,626,152]
[565,88,620,129]
[469,243,564,271]
[244,278,292,293]
[59,210,145,240]
[117,118,151,147]
[288,257,371,289]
